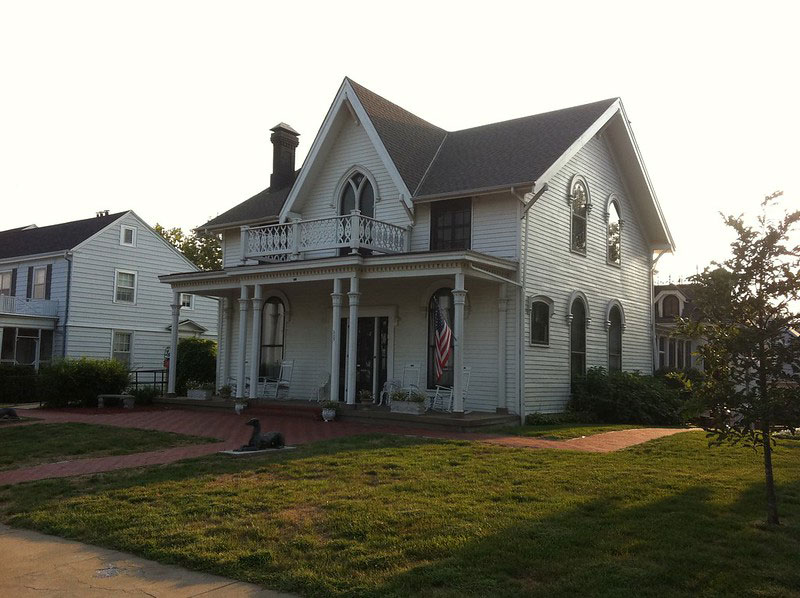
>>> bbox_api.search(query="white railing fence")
[242,211,410,261]
[0,295,59,317]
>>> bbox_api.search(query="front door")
[339,316,388,402]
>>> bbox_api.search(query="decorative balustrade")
[0,295,59,317]
[242,211,410,261]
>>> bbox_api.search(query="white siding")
[222,228,242,268]
[66,212,219,368]
[522,134,654,413]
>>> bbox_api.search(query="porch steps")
[154,397,322,419]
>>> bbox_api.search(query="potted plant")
[187,380,213,400]
[218,384,233,399]
[390,390,428,415]
[234,399,247,415]
[357,389,373,404]
[321,400,339,422]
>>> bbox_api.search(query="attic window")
[120,225,137,247]
[662,295,680,318]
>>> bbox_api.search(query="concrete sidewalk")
[0,524,296,597]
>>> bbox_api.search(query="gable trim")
[278,79,413,222]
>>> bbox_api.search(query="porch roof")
[160,250,518,293]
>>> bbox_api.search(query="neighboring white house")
[653,283,698,371]
[160,77,675,417]
[0,211,218,371]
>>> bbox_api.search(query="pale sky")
[1,1,797,282]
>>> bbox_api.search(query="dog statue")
[0,408,20,420]
[239,418,285,451]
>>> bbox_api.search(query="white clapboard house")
[160,78,674,417]
[0,211,218,372]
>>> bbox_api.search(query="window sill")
[529,341,550,348]
[569,247,587,257]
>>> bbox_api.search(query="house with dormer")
[0,211,217,371]
[160,78,674,417]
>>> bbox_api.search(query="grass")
[0,422,215,470]
[488,422,646,439]
[1,431,799,597]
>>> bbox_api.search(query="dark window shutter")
[10,268,17,296]
[45,264,53,299]
[26,267,33,299]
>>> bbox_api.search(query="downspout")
[511,184,547,425]
[62,251,73,358]
[650,250,666,371]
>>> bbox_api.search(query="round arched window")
[608,305,622,371]
[570,298,587,378]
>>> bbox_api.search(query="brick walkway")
[0,407,698,485]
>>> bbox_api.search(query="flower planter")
[390,401,426,415]
[234,402,246,415]
[321,408,337,422]
[187,389,212,400]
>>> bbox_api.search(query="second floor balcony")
[242,211,411,262]
[0,295,59,318]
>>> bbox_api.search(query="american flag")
[433,297,452,383]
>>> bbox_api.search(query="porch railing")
[241,211,411,261]
[0,295,59,317]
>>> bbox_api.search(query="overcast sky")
[1,1,797,282]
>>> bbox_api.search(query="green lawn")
[0,422,215,470]
[489,422,646,439]
[1,431,799,597]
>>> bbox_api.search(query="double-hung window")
[430,198,471,251]
[32,267,47,299]
[0,271,11,296]
[115,270,137,303]
[112,330,133,366]
[180,293,194,309]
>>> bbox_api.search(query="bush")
[569,367,685,425]
[524,411,596,426]
[655,367,707,420]
[129,385,160,405]
[38,358,129,407]
[175,338,216,395]
[0,364,38,404]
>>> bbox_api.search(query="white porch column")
[167,291,181,396]
[451,273,467,413]
[249,285,264,399]
[236,286,249,399]
[497,284,508,412]
[345,276,360,405]
[220,297,233,387]
[330,278,343,403]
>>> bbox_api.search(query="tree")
[156,224,221,271]
[677,191,800,525]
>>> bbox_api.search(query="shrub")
[524,411,596,426]
[0,364,38,404]
[218,385,233,399]
[569,367,685,425]
[38,358,129,407]
[129,385,160,405]
[175,338,217,395]
[655,367,707,420]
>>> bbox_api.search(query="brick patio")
[0,407,697,485]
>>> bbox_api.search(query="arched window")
[427,288,454,388]
[260,297,285,379]
[530,301,551,345]
[570,176,590,254]
[339,171,374,218]
[662,295,680,318]
[570,297,587,378]
[607,199,621,265]
[608,305,622,371]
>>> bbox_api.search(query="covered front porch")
[162,251,520,415]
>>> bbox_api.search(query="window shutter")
[45,264,53,299]
[26,267,33,299]
[10,268,17,296]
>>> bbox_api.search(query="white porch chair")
[258,359,294,399]
[400,364,420,396]
[315,371,330,403]
[377,378,401,406]
[431,366,472,412]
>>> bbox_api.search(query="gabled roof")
[347,79,447,194]
[201,175,296,230]
[0,211,127,260]
[415,99,617,198]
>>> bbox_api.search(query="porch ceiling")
[161,250,518,295]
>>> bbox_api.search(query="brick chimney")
[270,122,299,190]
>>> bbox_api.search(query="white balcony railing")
[241,211,411,261]
[0,295,59,317]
